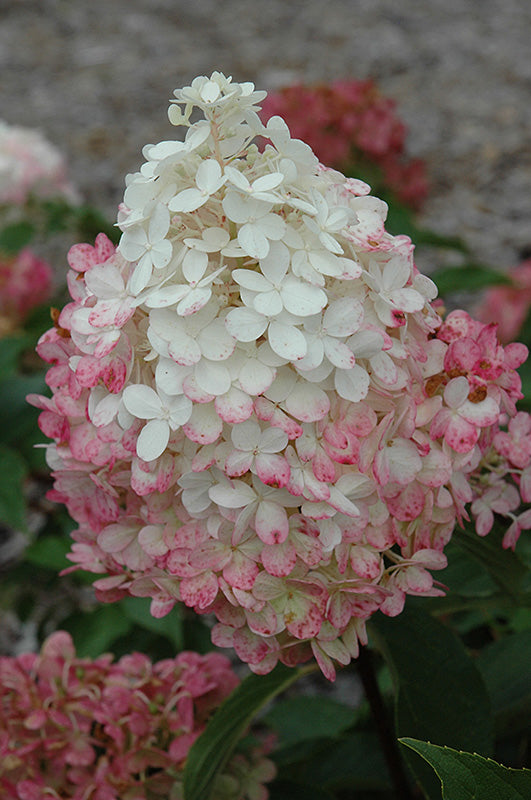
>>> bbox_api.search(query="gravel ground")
[1,0,530,272]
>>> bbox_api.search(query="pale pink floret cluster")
[0,631,274,800]
[0,247,53,331]
[29,73,531,680]
[0,120,78,206]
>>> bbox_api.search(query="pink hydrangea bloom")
[0,631,275,800]
[477,258,531,343]
[29,73,531,681]
[0,120,78,206]
[260,79,429,210]
[0,248,53,331]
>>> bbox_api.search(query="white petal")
[144,284,189,308]
[260,426,288,453]
[285,382,330,422]
[319,231,344,254]
[151,239,173,269]
[382,256,410,291]
[123,385,163,419]
[225,307,268,342]
[137,418,170,461]
[90,393,122,427]
[258,213,286,241]
[232,420,261,451]
[222,191,250,224]
[184,120,211,150]
[444,377,470,409]
[225,166,251,191]
[371,351,398,385]
[281,278,327,317]
[196,159,223,192]
[155,359,190,395]
[148,203,170,241]
[184,227,230,252]
[348,329,384,358]
[182,250,208,283]
[168,332,202,366]
[388,287,425,313]
[85,263,123,299]
[169,188,206,213]
[177,287,212,316]
[214,387,254,424]
[268,321,307,361]
[252,172,284,192]
[168,394,193,427]
[233,268,272,293]
[209,480,256,508]
[198,320,236,360]
[253,290,283,317]
[195,359,232,395]
[324,298,364,337]
[238,358,275,395]
[259,241,290,285]
[323,337,356,369]
[128,255,154,295]
[238,223,269,259]
[182,402,223,444]
[335,365,370,402]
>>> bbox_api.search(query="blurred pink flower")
[478,258,531,343]
[0,248,53,331]
[260,79,429,210]
[0,120,78,206]
[0,631,274,800]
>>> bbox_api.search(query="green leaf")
[183,664,307,800]
[263,695,356,747]
[453,525,528,600]
[63,604,133,657]
[370,605,493,799]
[0,221,35,254]
[477,631,531,735]
[0,336,31,380]
[121,596,183,651]
[431,263,511,296]
[268,780,336,800]
[400,738,531,800]
[297,731,392,792]
[0,444,27,530]
[73,204,120,244]
[24,534,71,571]
[0,374,47,452]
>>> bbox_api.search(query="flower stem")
[356,646,417,800]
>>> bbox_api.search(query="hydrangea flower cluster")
[0,120,78,207]
[0,631,275,800]
[478,257,531,344]
[29,73,531,679]
[0,247,53,333]
[260,79,428,210]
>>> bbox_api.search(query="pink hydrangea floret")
[0,631,275,800]
[29,73,531,681]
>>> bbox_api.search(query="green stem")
[356,646,417,800]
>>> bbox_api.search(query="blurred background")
[2,0,530,269]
